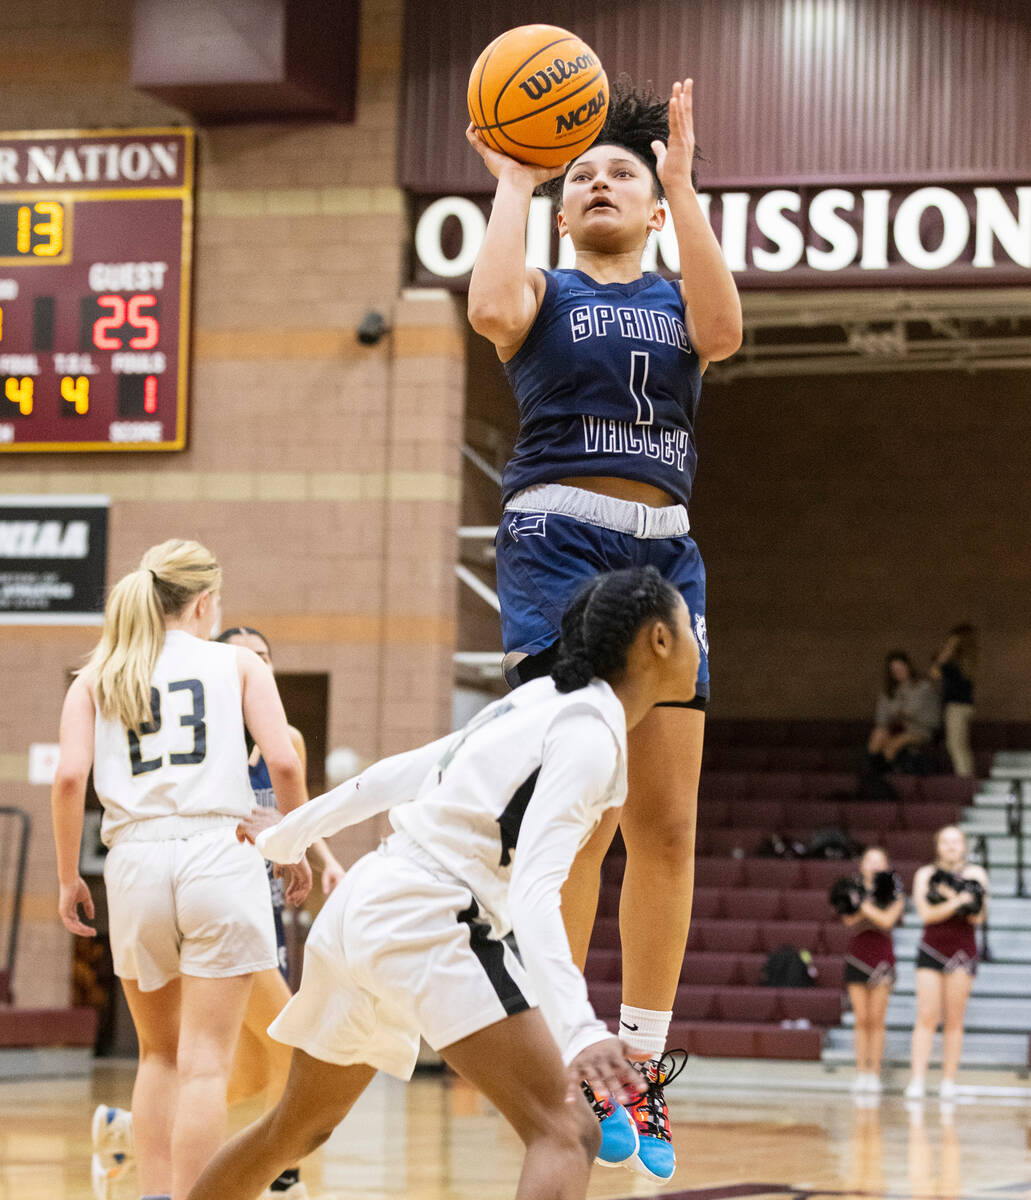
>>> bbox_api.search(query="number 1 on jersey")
[628,350,654,425]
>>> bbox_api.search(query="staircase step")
[842,993,1028,1034]
[823,1027,1028,1068]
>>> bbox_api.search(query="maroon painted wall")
[401,0,1031,191]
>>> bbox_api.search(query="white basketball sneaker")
[91,1105,134,1199]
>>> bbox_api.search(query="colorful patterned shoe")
[627,1050,688,1180]
[580,1082,639,1167]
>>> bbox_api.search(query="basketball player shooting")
[465,76,742,1180]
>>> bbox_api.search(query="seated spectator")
[867,652,940,774]
[928,625,977,778]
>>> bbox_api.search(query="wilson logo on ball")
[468,25,609,167]
[556,89,607,134]
[518,52,600,101]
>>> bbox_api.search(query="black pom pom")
[926,867,959,904]
[956,877,985,917]
[871,870,902,908]
[829,875,862,915]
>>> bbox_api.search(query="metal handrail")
[1005,783,1026,898]
[0,806,31,1003]
[972,832,991,964]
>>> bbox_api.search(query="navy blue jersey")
[501,269,703,507]
[249,753,284,911]
[249,754,277,809]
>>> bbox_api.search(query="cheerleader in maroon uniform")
[906,826,989,1101]
[833,848,905,1093]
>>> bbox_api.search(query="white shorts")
[104,821,278,992]
[269,834,535,1080]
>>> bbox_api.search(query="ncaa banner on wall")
[0,495,108,623]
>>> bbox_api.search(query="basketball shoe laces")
[580,1080,617,1120]
[628,1049,689,1142]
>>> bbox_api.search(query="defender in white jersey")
[51,539,312,1200]
[187,567,699,1200]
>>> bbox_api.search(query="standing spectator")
[906,826,988,1101]
[867,652,941,773]
[929,625,977,778]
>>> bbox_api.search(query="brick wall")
[0,0,465,1008]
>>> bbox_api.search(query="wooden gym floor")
[1,1061,1029,1200]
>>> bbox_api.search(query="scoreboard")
[0,127,193,452]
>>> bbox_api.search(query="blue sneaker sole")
[631,1139,677,1181]
[595,1105,640,1167]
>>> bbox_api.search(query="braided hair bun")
[550,566,681,693]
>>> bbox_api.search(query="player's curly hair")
[550,565,682,693]
[537,74,701,203]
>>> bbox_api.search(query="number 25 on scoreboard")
[90,293,159,350]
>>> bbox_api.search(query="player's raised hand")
[652,79,697,193]
[466,124,565,190]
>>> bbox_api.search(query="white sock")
[619,1004,672,1059]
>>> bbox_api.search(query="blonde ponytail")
[83,539,222,730]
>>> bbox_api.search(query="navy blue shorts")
[495,508,709,702]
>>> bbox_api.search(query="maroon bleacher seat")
[754,772,808,797]
[788,799,843,829]
[587,981,622,1017]
[782,889,830,920]
[707,829,760,856]
[699,773,750,800]
[918,776,975,805]
[731,800,787,830]
[840,800,901,831]
[774,988,842,1025]
[668,1021,823,1060]
[759,921,822,953]
[800,860,852,889]
[902,802,962,832]
[584,949,621,981]
[591,917,621,950]
[699,798,732,827]
[679,953,742,986]
[742,858,805,889]
[672,986,719,1021]
[722,889,786,921]
[805,772,855,797]
[715,989,779,1023]
[695,857,746,888]
[884,830,934,860]
[691,888,724,919]
[818,924,852,955]
[767,746,830,772]
[691,920,761,953]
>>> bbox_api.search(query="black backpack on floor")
[760,945,817,988]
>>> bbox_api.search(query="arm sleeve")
[255,732,460,864]
[507,710,622,1064]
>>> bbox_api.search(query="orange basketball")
[468,25,609,169]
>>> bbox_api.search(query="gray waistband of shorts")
[106,813,239,846]
[506,483,690,539]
